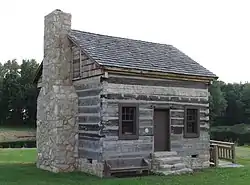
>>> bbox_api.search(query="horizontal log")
[103,99,209,108]
[102,107,153,118]
[103,142,152,153]
[102,126,153,136]
[78,130,103,138]
[78,113,100,123]
[102,116,152,122]
[103,83,209,97]
[81,69,104,78]
[171,111,184,118]
[78,105,100,114]
[104,75,208,89]
[76,87,102,97]
[78,95,100,106]
[78,134,102,140]
[78,139,102,149]
[102,102,152,110]
[78,148,102,161]
[81,63,98,71]
[102,119,153,127]
[73,73,80,79]
[102,93,208,104]
[103,151,151,159]
[171,118,184,126]
[73,76,101,89]
[79,124,102,131]
[103,136,153,142]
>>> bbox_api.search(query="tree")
[209,80,227,126]
[223,83,245,126]
[241,83,250,124]
[0,59,39,127]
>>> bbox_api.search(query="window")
[184,107,200,138]
[118,103,139,140]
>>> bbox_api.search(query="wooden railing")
[210,140,236,167]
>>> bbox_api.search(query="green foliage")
[0,141,36,148]
[0,59,39,128]
[209,80,250,127]
[209,80,227,126]
[211,124,250,145]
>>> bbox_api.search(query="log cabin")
[34,9,217,177]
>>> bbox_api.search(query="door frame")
[152,105,171,152]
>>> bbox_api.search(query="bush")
[210,123,250,145]
[0,140,36,148]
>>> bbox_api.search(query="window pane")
[186,108,198,134]
[121,106,136,135]
[122,121,134,134]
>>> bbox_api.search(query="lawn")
[0,148,250,185]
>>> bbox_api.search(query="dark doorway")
[153,109,170,152]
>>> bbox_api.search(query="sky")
[0,0,249,83]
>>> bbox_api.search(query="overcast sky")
[0,0,249,83]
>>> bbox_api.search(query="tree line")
[0,59,249,139]
[0,59,39,128]
[209,80,250,127]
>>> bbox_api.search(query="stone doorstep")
[153,151,178,158]
[159,163,186,171]
[155,156,182,165]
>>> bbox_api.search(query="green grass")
[1,148,250,185]
[0,148,37,164]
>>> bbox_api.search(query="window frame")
[184,106,200,138]
[118,103,139,140]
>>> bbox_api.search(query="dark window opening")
[184,107,200,138]
[119,104,139,140]
[191,154,198,158]
[87,158,93,164]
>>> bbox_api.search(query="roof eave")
[103,65,217,83]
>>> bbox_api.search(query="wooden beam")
[104,66,216,83]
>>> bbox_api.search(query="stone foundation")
[183,153,210,169]
[77,158,104,177]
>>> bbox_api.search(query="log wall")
[101,74,210,167]
[73,76,103,161]
[72,45,103,80]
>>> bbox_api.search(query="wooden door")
[153,109,170,152]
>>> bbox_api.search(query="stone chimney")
[43,9,72,90]
[36,9,78,173]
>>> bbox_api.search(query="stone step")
[153,151,178,158]
[158,168,193,176]
[156,156,182,165]
[160,163,186,170]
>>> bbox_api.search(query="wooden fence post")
[232,144,236,163]
[214,145,219,167]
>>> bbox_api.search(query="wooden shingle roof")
[68,30,217,78]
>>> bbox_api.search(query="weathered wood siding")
[72,45,103,80]
[101,74,210,161]
[73,76,103,161]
